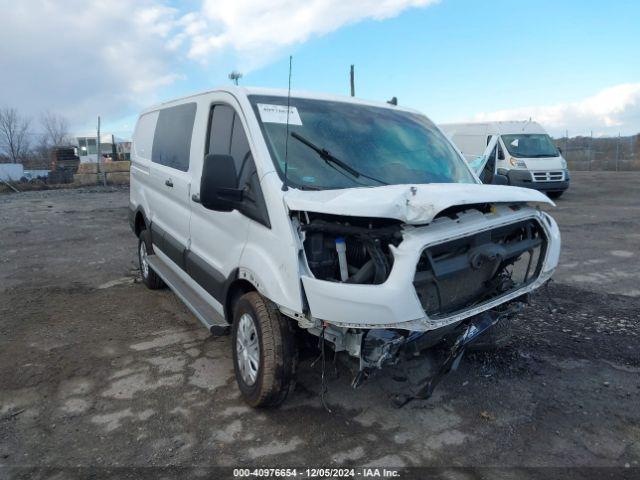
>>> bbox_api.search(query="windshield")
[249,95,476,190]
[501,134,559,158]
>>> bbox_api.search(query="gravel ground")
[0,173,638,478]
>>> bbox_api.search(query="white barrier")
[0,163,24,181]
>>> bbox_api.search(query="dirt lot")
[1,172,639,477]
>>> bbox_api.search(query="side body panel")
[130,111,158,230]
[228,92,306,314]
[132,89,306,318]
[148,162,192,269]
[188,93,251,304]
[440,123,490,160]
[238,172,305,313]
[146,102,197,269]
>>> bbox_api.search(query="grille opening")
[533,171,564,182]
[414,219,547,318]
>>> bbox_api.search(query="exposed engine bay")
[292,203,558,405]
[297,205,547,318]
[299,212,403,285]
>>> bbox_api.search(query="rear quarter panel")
[130,111,158,223]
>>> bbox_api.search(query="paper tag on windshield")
[257,104,302,125]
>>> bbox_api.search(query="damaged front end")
[300,213,403,286]
[413,216,546,318]
[295,203,558,330]
[355,303,525,406]
[288,187,560,403]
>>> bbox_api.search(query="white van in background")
[440,121,570,198]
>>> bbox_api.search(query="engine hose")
[362,237,389,284]
[346,259,375,284]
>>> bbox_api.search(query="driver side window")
[207,105,254,187]
[205,104,270,227]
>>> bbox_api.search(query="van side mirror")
[492,174,509,186]
[199,153,243,211]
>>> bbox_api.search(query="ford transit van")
[440,121,569,198]
[129,88,561,407]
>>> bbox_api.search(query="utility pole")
[565,129,568,157]
[97,116,106,186]
[616,133,620,172]
[350,65,355,97]
[589,130,593,171]
[96,116,102,185]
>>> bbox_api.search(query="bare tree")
[0,107,31,163]
[41,111,71,147]
[31,136,53,169]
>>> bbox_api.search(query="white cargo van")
[440,121,570,198]
[129,87,561,407]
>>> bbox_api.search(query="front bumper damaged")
[354,308,516,407]
[301,206,560,332]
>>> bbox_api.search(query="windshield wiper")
[290,132,388,185]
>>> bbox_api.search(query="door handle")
[165,179,174,187]
[191,193,201,203]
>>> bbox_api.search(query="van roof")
[440,120,547,135]
[141,86,421,116]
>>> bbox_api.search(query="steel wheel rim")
[140,241,149,278]
[236,313,260,386]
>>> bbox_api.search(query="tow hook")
[391,311,500,408]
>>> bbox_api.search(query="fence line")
[554,133,639,171]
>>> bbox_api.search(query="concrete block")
[103,161,131,173]
[77,161,130,174]
[106,171,130,185]
[73,173,99,186]
[77,163,98,174]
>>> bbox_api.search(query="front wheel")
[232,292,297,407]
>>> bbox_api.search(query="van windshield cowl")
[502,134,560,158]
[249,95,476,190]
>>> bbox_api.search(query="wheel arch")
[225,278,257,323]
[130,205,150,238]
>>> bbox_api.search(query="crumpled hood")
[284,183,554,224]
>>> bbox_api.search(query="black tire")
[138,229,164,290]
[232,292,297,407]
[547,191,564,199]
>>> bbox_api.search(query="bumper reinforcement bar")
[391,311,500,407]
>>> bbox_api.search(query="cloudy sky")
[1,0,639,138]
